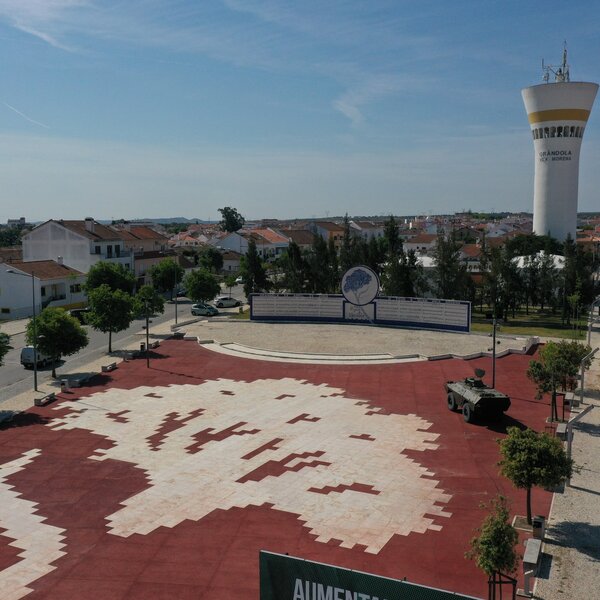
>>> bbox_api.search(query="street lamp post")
[487,317,501,389]
[143,299,152,369]
[7,269,38,391]
[174,274,178,325]
[587,296,600,346]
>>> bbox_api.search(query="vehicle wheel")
[217,303,223,308]
[462,403,473,423]
[235,301,241,307]
[447,393,457,411]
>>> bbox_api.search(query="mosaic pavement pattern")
[0,340,554,599]
[50,379,450,548]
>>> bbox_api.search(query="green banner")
[260,551,481,600]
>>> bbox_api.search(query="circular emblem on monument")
[341,266,380,306]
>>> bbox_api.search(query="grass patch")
[472,308,587,340]
[229,308,250,320]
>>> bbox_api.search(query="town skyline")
[1,1,600,222]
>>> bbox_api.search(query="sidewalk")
[0,318,29,337]
[0,337,145,413]
[533,325,600,599]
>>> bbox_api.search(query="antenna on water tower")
[542,41,570,83]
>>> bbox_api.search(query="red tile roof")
[460,244,482,258]
[10,260,83,280]
[406,233,437,244]
[57,220,122,241]
[117,227,168,241]
[251,228,290,244]
[282,229,316,246]
[315,221,345,232]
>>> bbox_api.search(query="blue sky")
[1,1,599,222]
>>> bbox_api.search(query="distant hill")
[98,217,213,225]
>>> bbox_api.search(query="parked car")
[235,276,244,284]
[215,296,242,308]
[191,303,219,316]
[176,289,187,297]
[20,346,52,369]
[68,308,90,324]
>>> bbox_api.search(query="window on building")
[115,246,121,257]
[106,245,113,258]
[41,287,46,297]
[70,284,82,293]
[95,245,101,254]
[557,126,563,137]
[1,308,10,314]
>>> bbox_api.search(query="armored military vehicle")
[445,369,510,423]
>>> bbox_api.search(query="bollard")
[532,515,546,540]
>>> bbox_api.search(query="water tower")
[522,45,598,240]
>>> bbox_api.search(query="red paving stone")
[0,339,558,599]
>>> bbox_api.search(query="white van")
[20,346,51,369]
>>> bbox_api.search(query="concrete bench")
[556,422,567,441]
[101,362,117,372]
[518,538,543,597]
[34,392,56,407]
[523,537,542,572]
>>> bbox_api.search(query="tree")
[466,495,519,580]
[198,247,224,273]
[85,261,136,294]
[0,332,13,366]
[381,249,428,298]
[339,214,361,272]
[279,241,307,293]
[224,274,237,296]
[498,427,573,524]
[133,285,165,318]
[148,258,184,299]
[218,207,245,232]
[241,239,269,297]
[431,231,470,300]
[306,235,331,293]
[521,255,540,315]
[25,308,88,378]
[383,215,401,256]
[527,340,592,421]
[537,251,557,311]
[184,269,221,303]
[87,284,135,353]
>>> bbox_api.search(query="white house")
[212,229,289,262]
[404,233,438,255]
[350,221,385,241]
[222,250,242,273]
[0,260,86,319]
[22,218,133,274]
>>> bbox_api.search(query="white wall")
[0,267,42,319]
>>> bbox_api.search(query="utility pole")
[145,300,150,369]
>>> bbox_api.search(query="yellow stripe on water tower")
[527,108,590,124]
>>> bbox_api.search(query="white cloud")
[0,0,88,49]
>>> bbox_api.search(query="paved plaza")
[0,333,556,599]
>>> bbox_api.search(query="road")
[0,299,193,404]
[0,285,247,404]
